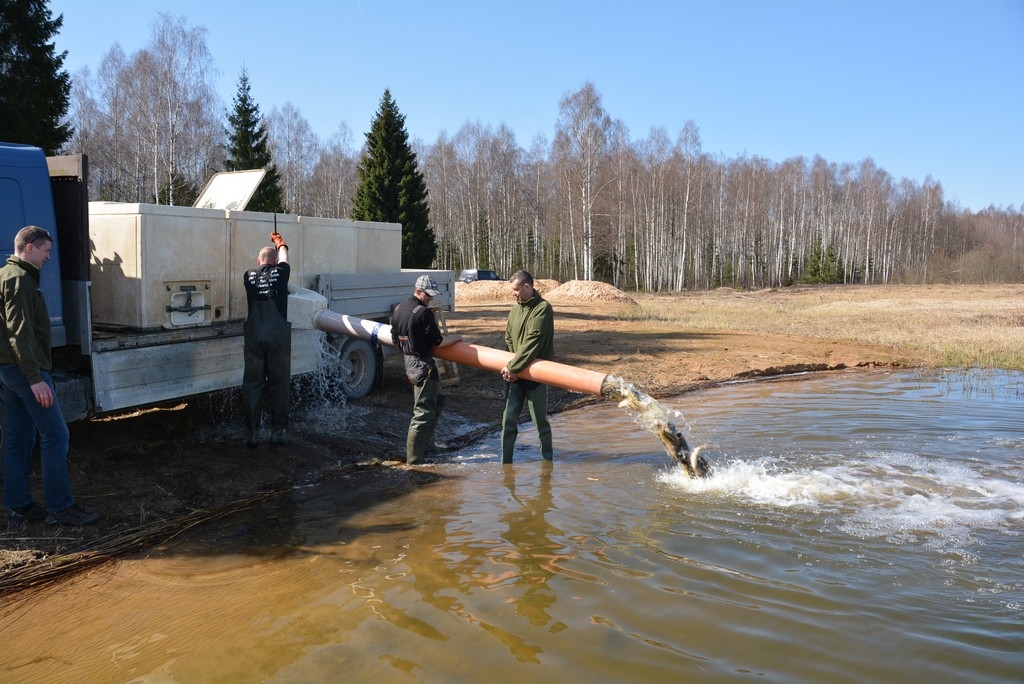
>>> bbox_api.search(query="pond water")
[1,369,1022,683]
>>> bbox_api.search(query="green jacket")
[0,256,52,384]
[505,291,554,374]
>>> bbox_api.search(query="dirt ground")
[0,280,904,589]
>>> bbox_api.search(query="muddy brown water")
[1,369,1022,683]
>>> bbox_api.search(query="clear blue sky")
[48,0,1023,212]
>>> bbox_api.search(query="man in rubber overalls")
[391,275,460,464]
[242,230,290,447]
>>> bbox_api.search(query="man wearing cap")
[391,275,461,464]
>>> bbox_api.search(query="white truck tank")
[87,203,401,331]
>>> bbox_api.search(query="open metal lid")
[192,168,267,210]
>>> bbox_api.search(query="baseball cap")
[415,275,441,296]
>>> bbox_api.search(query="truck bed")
[58,270,454,420]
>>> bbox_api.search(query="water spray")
[600,376,710,478]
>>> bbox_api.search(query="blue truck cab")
[0,142,92,423]
[0,142,69,346]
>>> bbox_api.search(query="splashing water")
[284,333,362,437]
[600,375,710,478]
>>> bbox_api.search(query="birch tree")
[307,123,358,219]
[554,82,612,281]
[266,103,319,215]
[144,13,220,204]
[422,132,459,269]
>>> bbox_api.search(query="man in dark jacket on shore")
[1,226,99,527]
[500,270,555,463]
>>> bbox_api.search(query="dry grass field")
[623,284,1024,370]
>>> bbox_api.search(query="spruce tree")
[0,0,72,153]
[352,89,435,267]
[224,69,285,213]
[156,171,199,207]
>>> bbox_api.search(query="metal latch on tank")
[166,284,211,327]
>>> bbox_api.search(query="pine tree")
[0,0,72,153]
[802,236,844,284]
[224,68,285,213]
[352,89,434,267]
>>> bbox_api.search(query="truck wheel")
[337,338,377,399]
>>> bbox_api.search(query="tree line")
[7,6,1022,288]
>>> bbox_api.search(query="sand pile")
[454,280,510,303]
[545,280,638,305]
[454,278,561,304]
[532,279,562,295]
[454,278,636,305]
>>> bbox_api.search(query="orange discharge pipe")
[314,310,608,396]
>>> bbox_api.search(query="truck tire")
[337,338,377,400]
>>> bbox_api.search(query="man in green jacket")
[1,226,99,527]
[500,270,555,463]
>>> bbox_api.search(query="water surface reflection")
[1,370,1021,683]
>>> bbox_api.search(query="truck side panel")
[317,270,455,320]
[89,327,323,415]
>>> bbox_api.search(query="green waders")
[501,381,553,463]
[242,299,291,443]
[406,367,440,464]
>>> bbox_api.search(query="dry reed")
[0,491,281,598]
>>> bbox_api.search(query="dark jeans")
[1,365,74,513]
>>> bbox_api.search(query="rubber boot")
[500,430,516,464]
[243,394,259,448]
[424,393,445,453]
[501,383,525,464]
[406,430,428,465]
